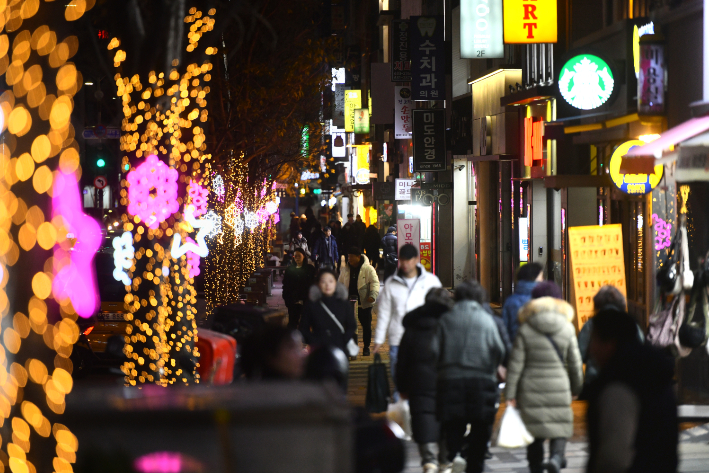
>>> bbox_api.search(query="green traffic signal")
[313,188,322,194]
[96,158,106,168]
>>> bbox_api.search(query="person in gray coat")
[504,282,583,473]
[433,281,504,473]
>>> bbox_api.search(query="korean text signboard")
[503,0,557,43]
[413,109,446,171]
[420,242,432,271]
[395,178,416,200]
[410,16,446,100]
[397,219,420,255]
[518,217,529,261]
[568,224,627,331]
[609,140,663,195]
[344,90,361,132]
[391,20,411,82]
[638,42,665,115]
[354,109,370,134]
[461,0,504,58]
[333,83,346,128]
[395,86,413,139]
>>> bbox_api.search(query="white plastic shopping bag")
[497,406,534,448]
[386,399,412,440]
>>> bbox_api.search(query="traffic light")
[96,158,106,168]
[313,188,322,195]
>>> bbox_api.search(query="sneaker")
[451,455,466,473]
[423,463,438,473]
[363,347,371,356]
[438,463,452,473]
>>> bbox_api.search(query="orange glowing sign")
[503,0,557,43]
[523,117,544,166]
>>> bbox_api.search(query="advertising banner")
[354,145,370,184]
[397,219,420,255]
[344,90,361,132]
[461,0,504,58]
[354,109,370,134]
[395,86,413,139]
[413,109,446,172]
[568,224,627,331]
[395,178,416,200]
[391,20,411,82]
[420,242,432,271]
[410,16,446,100]
[638,42,665,115]
[503,0,557,43]
[518,217,529,261]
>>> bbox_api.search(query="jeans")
[443,419,492,473]
[389,345,399,401]
[418,440,448,467]
[527,438,567,472]
[358,307,373,348]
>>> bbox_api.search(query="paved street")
[268,272,708,473]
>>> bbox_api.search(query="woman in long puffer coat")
[504,282,583,473]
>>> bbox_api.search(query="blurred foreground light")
[134,451,205,473]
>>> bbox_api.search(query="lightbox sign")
[609,140,663,195]
[354,109,370,134]
[344,90,361,132]
[558,55,614,110]
[391,20,411,82]
[461,0,504,59]
[354,145,370,184]
[413,109,446,171]
[503,0,557,43]
[638,42,665,115]
[410,16,446,100]
[523,117,544,166]
[395,86,412,139]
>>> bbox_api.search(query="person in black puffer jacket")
[299,269,356,355]
[381,226,398,281]
[396,288,454,473]
[282,249,316,329]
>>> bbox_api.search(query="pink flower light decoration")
[186,237,200,279]
[186,180,208,217]
[256,207,269,224]
[127,154,179,229]
[52,172,101,318]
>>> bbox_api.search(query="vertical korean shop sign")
[354,109,370,134]
[344,90,361,132]
[397,219,421,255]
[395,86,412,139]
[461,0,504,58]
[333,83,346,128]
[638,42,665,115]
[410,16,446,100]
[568,224,627,331]
[503,0,557,43]
[391,20,411,82]
[413,109,446,171]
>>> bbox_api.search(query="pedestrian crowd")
[252,211,680,473]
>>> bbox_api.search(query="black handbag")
[365,353,390,413]
[657,229,681,294]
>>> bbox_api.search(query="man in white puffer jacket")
[374,243,442,395]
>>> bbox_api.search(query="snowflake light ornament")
[203,210,223,239]
[112,231,134,286]
[187,180,209,217]
[127,154,179,229]
[212,174,225,201]
[244,211,259,231]
[224,202,238,228]
[265,200,278,215]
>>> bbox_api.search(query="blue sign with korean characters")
[410,16,446,100]
[413,109,447,172]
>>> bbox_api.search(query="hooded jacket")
[288,236,310,257]
[504,297,583,439]
[374,265,442,346]
[311,233,339,266]
[298,283,356,353]
[381,229,398,257]
[338,254,380,309]
[586,344,677,473]
[502,279,537,341]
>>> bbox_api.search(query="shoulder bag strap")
[544,334,565,364]
[320,301,345,334]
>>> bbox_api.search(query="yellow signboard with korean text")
[609,139,664,194]
[344,90,361,132]
[503,0,557,43]
[568,224,627,331]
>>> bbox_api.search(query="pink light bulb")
[127,155,179,229]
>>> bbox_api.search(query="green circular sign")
[558,54,614,110]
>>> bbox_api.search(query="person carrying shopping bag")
[504,281,583,473]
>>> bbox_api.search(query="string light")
[202,211,223,239]
[212,174,224,201]
[244,211,259,231]
[112,231,135,285]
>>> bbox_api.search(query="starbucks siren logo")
[559,55,614,110]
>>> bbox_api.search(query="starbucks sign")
[558,54,614,110]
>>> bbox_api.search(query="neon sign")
[112,231,134,285]
[559,55,614,110]
[609,140,663,194]
[652,213,672,250]
[52,172,101,318]
[171,205,213,258]
[127,154,179,229]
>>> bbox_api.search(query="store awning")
[620,115,709,174]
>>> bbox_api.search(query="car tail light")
[83,326,94,336]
